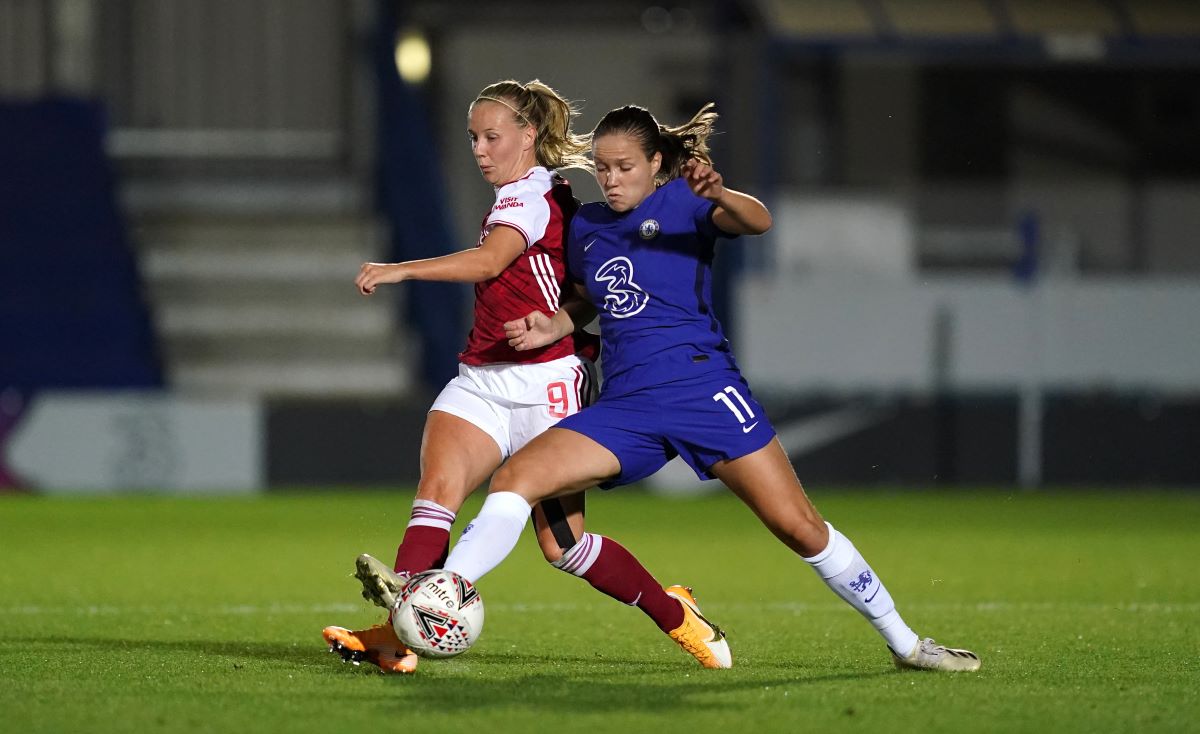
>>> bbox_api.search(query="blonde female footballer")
[324,81,728,673]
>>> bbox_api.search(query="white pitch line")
[2,601,1198,616]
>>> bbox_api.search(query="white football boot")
[891,637,982,672]
[354,553,409,612]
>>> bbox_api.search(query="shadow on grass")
[8,635,892,713]
[328,649,897,714]
[4,635,328,669]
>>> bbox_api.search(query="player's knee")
[490,459,555,508]
[490,461,530,496]
[537,535,566,564]
[769,507,828,555]
[415,473,466,508]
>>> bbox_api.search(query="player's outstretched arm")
[682,159,772,236]
[355,225,527,294]
[505,283,595,351]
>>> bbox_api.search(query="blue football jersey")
[568,178,740,396]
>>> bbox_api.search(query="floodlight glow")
[394,28,431,84]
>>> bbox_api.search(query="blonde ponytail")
[471,79,592,172]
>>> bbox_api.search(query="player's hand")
[355,262,406,295]
[504,311,558,351]
[683,158,724,201]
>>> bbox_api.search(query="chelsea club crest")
[638,219,660,240]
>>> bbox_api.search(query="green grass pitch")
[1,488,1197,733]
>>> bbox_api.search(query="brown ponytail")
[591,103,718,185]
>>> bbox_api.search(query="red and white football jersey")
[460,166,587,366]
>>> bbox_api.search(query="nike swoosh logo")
[583,239,596,251]
[774,406,889,456]
[741,421,759,433]
[865,585,880,603]
[645,406,888,494]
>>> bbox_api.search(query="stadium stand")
[0,97,161,390]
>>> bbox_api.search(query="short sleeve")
[485,177,552,249]
[693,198,739,241]
[680,179,737,241]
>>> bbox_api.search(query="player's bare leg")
[325,411,502,674]
[712,439,980,672]
[362,411,504,607]
[414,410,504,509]
[445,427,618,582]
[534,495,725,667]
[450,429,733,668]
[532,494,588,565]
[394,410,505,573]
[709,438,829,556]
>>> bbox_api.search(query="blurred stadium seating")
[1,0,1197,490]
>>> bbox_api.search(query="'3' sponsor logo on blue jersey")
[595,256,649,318]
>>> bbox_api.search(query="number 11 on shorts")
[713,385,756,429]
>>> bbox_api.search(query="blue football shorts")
[555,369,777,488]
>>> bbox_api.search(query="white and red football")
[391,569,484,658]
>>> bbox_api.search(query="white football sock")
[444,492,532,583]
[803,521,920,656]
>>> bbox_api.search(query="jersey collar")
[495,165,543,190]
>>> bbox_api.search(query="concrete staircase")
[131,207,410,398]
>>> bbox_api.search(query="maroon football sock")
[579,537,684,632]
[393,525,450,576]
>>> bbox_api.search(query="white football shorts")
[430,354,598,459]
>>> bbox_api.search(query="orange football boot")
[323,623,418,674]
[664,585,732,669]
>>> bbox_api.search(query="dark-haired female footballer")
[429,102,980,672]
[325,81,727,673]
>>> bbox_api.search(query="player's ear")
[650,151,662,177]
